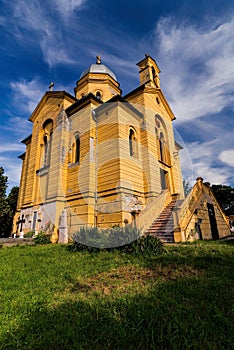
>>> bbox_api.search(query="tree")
[7,186,19,214]
[5,186,19,236]
[211,184,234,215]
[183,179,192,197]
[0,167,19,237]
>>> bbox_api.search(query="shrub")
[129,234,166,256]
[24,231,34,238]
[70,226,139,251]
[69,227,165,256]
[33,232,51,245]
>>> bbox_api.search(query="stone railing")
[136,189,171,233]
[178,179,203,233]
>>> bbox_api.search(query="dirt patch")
[69,264,203,295]
[155,263,202,280]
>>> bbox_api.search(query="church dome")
[79,56,117,81]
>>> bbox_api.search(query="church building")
[14,55,230,242]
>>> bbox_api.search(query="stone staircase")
[145,200,178,243]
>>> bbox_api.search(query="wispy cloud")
[153,16,234,122]
[0,144,26,189]
[9,77,73,115]
[1,117,32,137]
[0,158,23,189]
[10,77,46,113]
[3,0,85,67]
[0,16,6,25]
[0,143,25,153]
[90,50,137,80]
[184,140,233,185]
[191,161,230,185]
[53,0,86,18]
[145,16,234,186]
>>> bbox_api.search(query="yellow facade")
[14,55,230,242]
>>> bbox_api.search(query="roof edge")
[66,92,102,116]
[21,134,32,144]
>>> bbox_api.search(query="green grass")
[0,241,233,349]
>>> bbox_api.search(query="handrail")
[136,189,171,233]
[178,181,203,234]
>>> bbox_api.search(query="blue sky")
[0,0,234,190]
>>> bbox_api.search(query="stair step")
[145,199,179,243]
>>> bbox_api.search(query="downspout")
[92,109,98,226]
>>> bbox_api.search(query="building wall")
[126,88,184,199]
[14,57,189,241]
[96,103,144,227]
[65,102,97,231]
[13,94,75,239]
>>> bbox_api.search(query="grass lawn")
[0,241,233,349]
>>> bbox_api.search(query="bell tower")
[136,54,161,88]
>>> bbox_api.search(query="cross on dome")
[96,55,101,64]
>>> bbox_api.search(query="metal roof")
[79,64,117,81]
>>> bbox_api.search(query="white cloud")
[154,16,234,122]
[0,145,25,189]
[40,37,76,67]
[1,117,31,136]
[53,0,86,17]
[147,16,234,186]
[6,0,82,67]
[219,149,234,167]
[87,50,138,80]
[181,139,233,185]
[9,77,72,115]
[0,159,22,190]
[10,77,46,113]
[187,140,218,161]
[191,161,230,185]
[0,143,25,153]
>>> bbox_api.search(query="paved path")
[0,237,34,247]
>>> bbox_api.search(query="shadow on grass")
[218,239,234,245]
[1,243,233,350]
[1,271,233,350]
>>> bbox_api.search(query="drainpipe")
[92,109,98,226]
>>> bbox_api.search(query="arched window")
[96,91,102,101]
[72,133,80,163]
[151,66,156,77]
[41,119,53,167]
[43,135,48,166]
[155,115,171,166]
[48,131,53,162]
[159,132,165,163]
[75,135,80,163]
[129,128,138,157]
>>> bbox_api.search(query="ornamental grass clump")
[69,226,165,256]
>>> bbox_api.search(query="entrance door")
[160,169,169,191]
[207,203,219,240]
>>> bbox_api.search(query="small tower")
[74,56,121,102]
[136,54,161,88]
